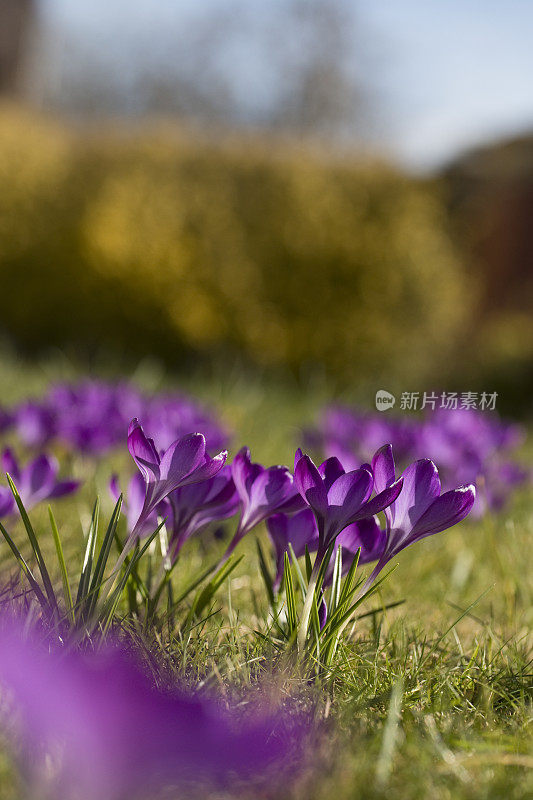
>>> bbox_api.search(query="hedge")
[0,107,470,386]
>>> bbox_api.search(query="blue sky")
[43,0,533,170]
[362,1,533,167]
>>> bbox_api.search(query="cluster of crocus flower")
[0,448,79,518]
[0,379,228,456]
[0,620,304,800]
[307,405,528,516]
[120,420,476,606]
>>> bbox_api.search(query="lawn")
[0,350,531,800]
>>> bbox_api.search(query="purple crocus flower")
[221,447,304,561]
[0,486,14,517]
[14,402,56,448]
[293,449,403,560]
[310,404,528,518]
[0,622,303,800]
[127,418,227,541]
[109,473,165,539]
[335,517,386,570]
[267,509,319,592]
[166,466,239,562]
[267,509,386,592]
[0,407,14,434]
[363,444,476,589]
[1,448,79,514]
[6,381,230,458]
[142,394,229,454]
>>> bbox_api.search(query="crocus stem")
[216,522,242,570]
[297,558,320,654]
[357,559,384,601]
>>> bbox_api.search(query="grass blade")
[283,552,298,636]
[0,520,50,612]
[101,530,159,633]
[75,498,100,613]
[87,495,123,616]
[48,506,74,625]
[190,555,243,619]
[6,474,57,612]
[288,543,307,597]
[256,540,275,606]
[304,546,313,582]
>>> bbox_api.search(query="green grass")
[0,351,531,800]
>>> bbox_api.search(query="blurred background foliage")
[0,105,469,389]
[0,0,531,414]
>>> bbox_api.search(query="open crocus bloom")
[165,466,239,561]
[221,447,304,561]
[1,448,79,514]
[364,444,476,588]
[293,449,403,558]
[127,418,227,541]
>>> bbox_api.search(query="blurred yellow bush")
[0,107,471,385]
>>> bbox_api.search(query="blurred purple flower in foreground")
[362,444,476,589]
[0,623,303,800]
[0,448,79,516]
[293,450,402,559]
[127,418,227,541]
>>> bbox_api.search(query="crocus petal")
[266,513,289,591]
[391,460,441,532]
[354,477,404,521]
[48,480,80,500]
[179,450,228,487]
[2,448,20,483]
[232,447,264,500]
[109,475,121,504]
[410,485,476,540]
[325,468,373,539]
[128,419,160,483]
[159,433,207,485]
[371,444,396,493]
[327,468,373,511]
[240,466,294,532]
[21,455,58,507]
[318,457,345,490]
[0,487,14,517]
[276,491,307,514]
[336,516,386,565]
[267,508,318,577]
[294,455,328,518]
[201,467,236,506]
[127,473,152,526]
[250,467,292,510]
